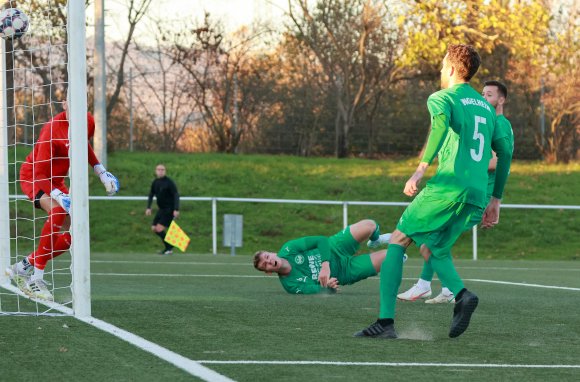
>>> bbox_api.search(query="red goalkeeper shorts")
[19,163,68,209]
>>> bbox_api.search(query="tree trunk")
[337,119,349,158]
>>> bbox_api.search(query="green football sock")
[379,244,405,319]
[370,222,380,241]
[429,253,464,296]
[420,260,434,281]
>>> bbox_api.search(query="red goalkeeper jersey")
[20,111,100,197]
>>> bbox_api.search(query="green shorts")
[328,227,377,285]
[465,192,493,230]
[397,191,484,258]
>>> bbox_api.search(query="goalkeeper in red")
[5,101,119,301]
[355,44,513,339]
[253,219,397,294]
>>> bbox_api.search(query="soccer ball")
[0,8,29,40]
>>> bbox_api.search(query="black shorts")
[152,208,174,227]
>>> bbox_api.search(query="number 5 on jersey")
[471,115,486,162]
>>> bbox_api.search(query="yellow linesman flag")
[164,221,191,252]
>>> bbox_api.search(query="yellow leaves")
[399,0,553,70]
[397,15,406,27]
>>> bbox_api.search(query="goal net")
[0,0,90,317]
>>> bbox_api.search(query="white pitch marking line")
[465,279,580,291]
[90,273,580,291]
[77,316,235,382]
[90,260,252,266]
[0,284,235,382]
[86,260,580,272]
[195,360,580,369]
[92,273,269,278]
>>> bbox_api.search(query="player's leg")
[410,202,483,304]
[348,219,392,249]
[399,259,454,303]
[343,249,408,285]
[397,260,434,301]
[17,193,63,300]
[354,229,410,339]
[425,266,455,304]
[347,219,385,245]
[153,223,171,255]
[425,246,476,336]
[423,206,486,304]
[151,208,173,255]
[422,204,482,337]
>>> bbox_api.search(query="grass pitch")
[2,252,579,381]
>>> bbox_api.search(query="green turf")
[4,253,579,381]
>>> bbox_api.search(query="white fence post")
[472,225,478,261]
[342,202,348,229]
[212,198,217,255]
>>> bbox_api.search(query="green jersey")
[277,236,330,294]
[424,83,504,208]
[487,115,515,197]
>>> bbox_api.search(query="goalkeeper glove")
[50,189,71,213]
[94,164,120,196]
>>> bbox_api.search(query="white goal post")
[68,0,91,318]
[0,39,10,288]
[0,1,91,317]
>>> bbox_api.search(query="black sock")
[378,318,394,327]
[156,230,166,245]
[456,288,467,301]
[165,243,174,251]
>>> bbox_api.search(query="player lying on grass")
[253,219,403,294]
[5,100,119,301]
[398,80,514,304]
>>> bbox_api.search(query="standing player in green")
[398,80,514,304]
[355,44,513,339]
[253,219,398,294]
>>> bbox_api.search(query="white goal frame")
[68,0,91,318]
[0,1,91,317]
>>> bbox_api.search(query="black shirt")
[147,176,180,211]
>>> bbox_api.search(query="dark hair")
[447,44,481,81]
[484,80,508,99]
[253,251,265,270]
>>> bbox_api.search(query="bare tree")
[287,0,406,157]
[105,0,152,120]
[128,27,197,151]
[538,5,579,162]
[168,14,273,153]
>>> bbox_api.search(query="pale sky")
[86,0,288,43]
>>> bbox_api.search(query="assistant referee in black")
[145,164,180,255]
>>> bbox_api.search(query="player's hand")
[481,197,501,229]
[318,261,331,287]
[94,164,120,196]
[404,171,424,197]
[50,189,71,213]
[327,277,340,291]
[404,163,428,197]
[145,208,152,216]
[173,210,180,219]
